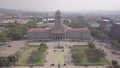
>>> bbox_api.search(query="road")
[94,40,120,65]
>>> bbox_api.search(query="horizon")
[1,8,120,13]
[0,0,120,12]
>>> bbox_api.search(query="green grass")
[27,52,46,65]
[71,45,109,66]
[15,46,46,66]
[54,50,64,65]
[78,57,109,65]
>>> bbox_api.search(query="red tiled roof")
[66,28,90,32]
[27,28,52,32]
[27,24,90,33]
[62,25,71,30]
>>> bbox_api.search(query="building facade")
[27,10,91,41]
[99,17,114,32]
[111,23,120,38]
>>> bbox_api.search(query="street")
[94,40,120,65]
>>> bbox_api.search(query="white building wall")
[27,32,52,40]
[82,32,91,40]
[66,32,82,39]
[27,31,91,40]
[66,32,91,40]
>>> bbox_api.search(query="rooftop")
[27,24,90,33]
[115,23,120,25]
[27,28,52,33]
[102,19,110,22]
[67,28,90,32]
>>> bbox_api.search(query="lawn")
[71,45,110,66]
[15,46,46,66]
[54,50,64,65]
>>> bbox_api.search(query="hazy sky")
[0,0,120,11]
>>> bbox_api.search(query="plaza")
[0,40,111,68]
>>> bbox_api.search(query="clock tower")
[55,10,62,28]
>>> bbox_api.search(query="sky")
[0,0,120,11]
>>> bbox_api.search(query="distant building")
[88,20,100,27]
[111,23,120,38]
[63,19,71,23]
[27,10,91,41]
[43,18,55,23]
[15,18,29,24]
[99,17,112,31]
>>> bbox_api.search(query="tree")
[99,33,109,40]
[27,51,40,63]
[9,28,23,39]
[72,51,84,63]
[111,60,120,68]
[26,21,37,28]
[0,33,9,42]
[0,57,9,67]
[1,23,27,40]
[90,27,109,40]
[94,48,105,58]
[71,47,84,64]
[27,42,47,64]
[85,48,105,62]
[8,55,18,62]
[88,41,96,49]
[111,40,120,48]
[63,19,87,28]
[38,42,47,52]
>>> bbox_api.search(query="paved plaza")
[0,41,111,68]
[0,41,26,57]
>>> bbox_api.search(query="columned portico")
[52,33,65,40]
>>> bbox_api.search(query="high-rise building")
[99,17,112,31]
[111,23,120,38]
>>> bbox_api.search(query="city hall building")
[27,10,91,41]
